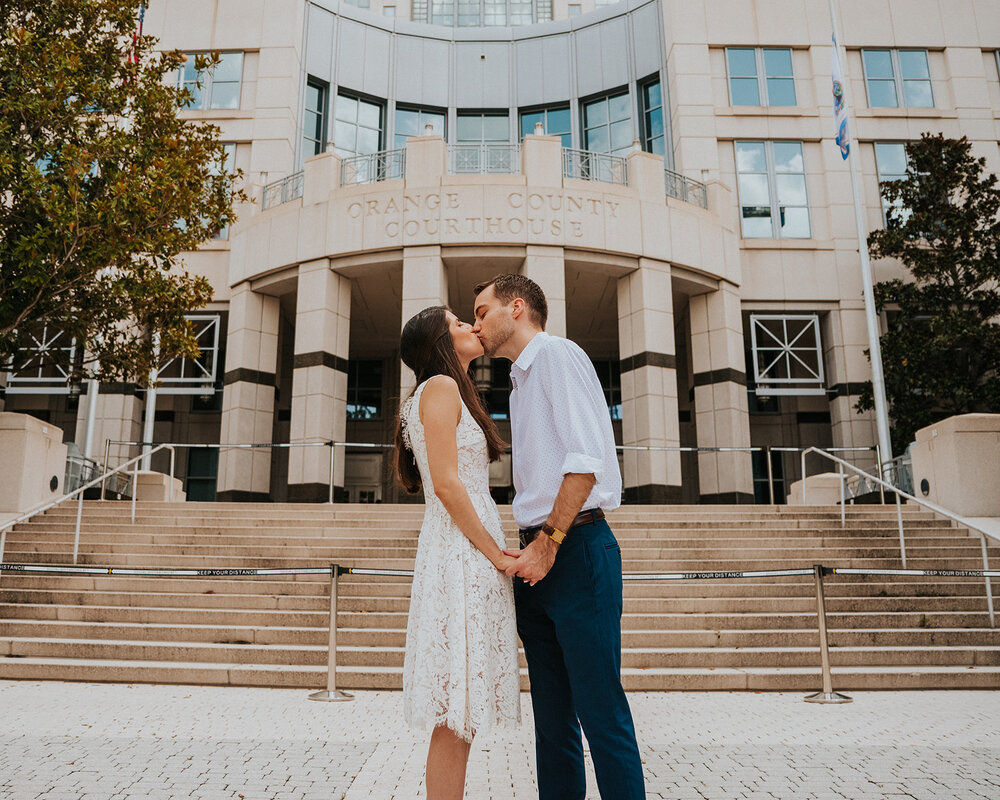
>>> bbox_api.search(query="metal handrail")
[561,148,628,185]
[448,143,521,174]
[261,171,304,210]
[664,168,708,209]
[340,149,406,186]
[0,443,175,571]
[800,446,995,627]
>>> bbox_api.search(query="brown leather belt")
[518,508,605,548]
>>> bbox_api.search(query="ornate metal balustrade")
[665,168,708,208]
[561,148,628,185]
[448,144,521,174]
[340,149,406,186]
[261,171,304,210]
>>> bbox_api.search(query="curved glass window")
[583,92,632,156]
[423,0,551,26]
[520,107,571,147]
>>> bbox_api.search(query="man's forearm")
[546,472,597,533]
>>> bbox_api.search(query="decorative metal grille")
[5,325,80,394]
[561,148,628,185]
[156,315,221,395]
[261,170,304,210]
[340,148,406,186]
[448,144,520,174]
[665,168,708,209]
[749,314,825,396]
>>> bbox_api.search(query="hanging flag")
[831,35,850,159]
[130,3,146,64]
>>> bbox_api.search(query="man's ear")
[510,297,525,320]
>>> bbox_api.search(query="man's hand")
[503,533,559,586]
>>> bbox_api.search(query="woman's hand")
[492,552,520,574]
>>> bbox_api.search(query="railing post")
[328,442,335,505]
[804,565,852,704]
[980,535,995,628]
[839,461,845,528]
[168,446,176,502]
[309,564,354,701]
[131,469,139,524]
[101,439,111,500]
[801,450,808,504]
[73,491,85,564]
[895,490,907,569]
[875,444,885,503]
[765,446,775,505]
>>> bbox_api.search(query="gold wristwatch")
[540,522,567,545]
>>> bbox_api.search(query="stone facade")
[5,0,1000,503]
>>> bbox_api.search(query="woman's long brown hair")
[394,306,506,494]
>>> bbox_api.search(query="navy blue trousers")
[514,518,645,800]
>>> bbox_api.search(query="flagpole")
[828,0,894,469]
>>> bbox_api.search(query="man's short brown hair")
[473,273,548,329]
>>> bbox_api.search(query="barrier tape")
[0,563,331,577]
[831,567,1000,578]
[2,563,996,579]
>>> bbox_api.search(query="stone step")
[3,637,998,669]
[5,603,992,630]
[2,588,992,614]
[0,656,996,691]
[1,574,992,600]
[4,550,993,572]
[3,619,996,649]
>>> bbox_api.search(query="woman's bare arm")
[420,375,516,571]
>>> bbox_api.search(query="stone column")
[823,306,878,468]
[618,259,682,503]
[287,259,351,502]
[400,245,448,398]
[521,246,566,337]
[217,285,279,501]
[689,282,753,503]
[74,385,143,469]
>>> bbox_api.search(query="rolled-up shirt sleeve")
[538,342,613,478]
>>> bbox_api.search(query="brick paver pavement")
[1,681,997,799]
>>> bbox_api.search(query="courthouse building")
[4,0,1000,504]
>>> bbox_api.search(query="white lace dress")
[400,379,520,742]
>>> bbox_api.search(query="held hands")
[491,552,521,574]
[502,533,558,587]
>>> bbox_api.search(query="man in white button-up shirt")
[473,274,645,800]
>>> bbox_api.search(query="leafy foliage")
[858,134,1000,452]
[0,0,247,383]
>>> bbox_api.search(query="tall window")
[520,107,571,147]
[874,142,910,224]
[177,52,244,110]
[334,94,382,158]
[735,141,810,239]
[346,360,383,420]
[583,92,632,156]
[394,107,446,149]
[473,358,511,420]
[212,143,237,240]
[302,79,328,158]
[862,49,934,108]
[457,113,510,144]
[726,47,796,106]
[639,79,665,156]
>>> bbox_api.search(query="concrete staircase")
[1,502,998,691]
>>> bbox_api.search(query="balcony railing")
[448,144,521,175]
[665,168,708,209]
[340,148,406,186]
[261,171,304,210]
[561,148,628,185]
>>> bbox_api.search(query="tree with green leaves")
[0,0,246,383]
[857,133,1000,453]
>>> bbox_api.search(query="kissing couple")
[394,273,646,799]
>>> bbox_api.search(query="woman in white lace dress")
[394,306,520,799]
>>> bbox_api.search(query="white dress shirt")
[509,332,622,529]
